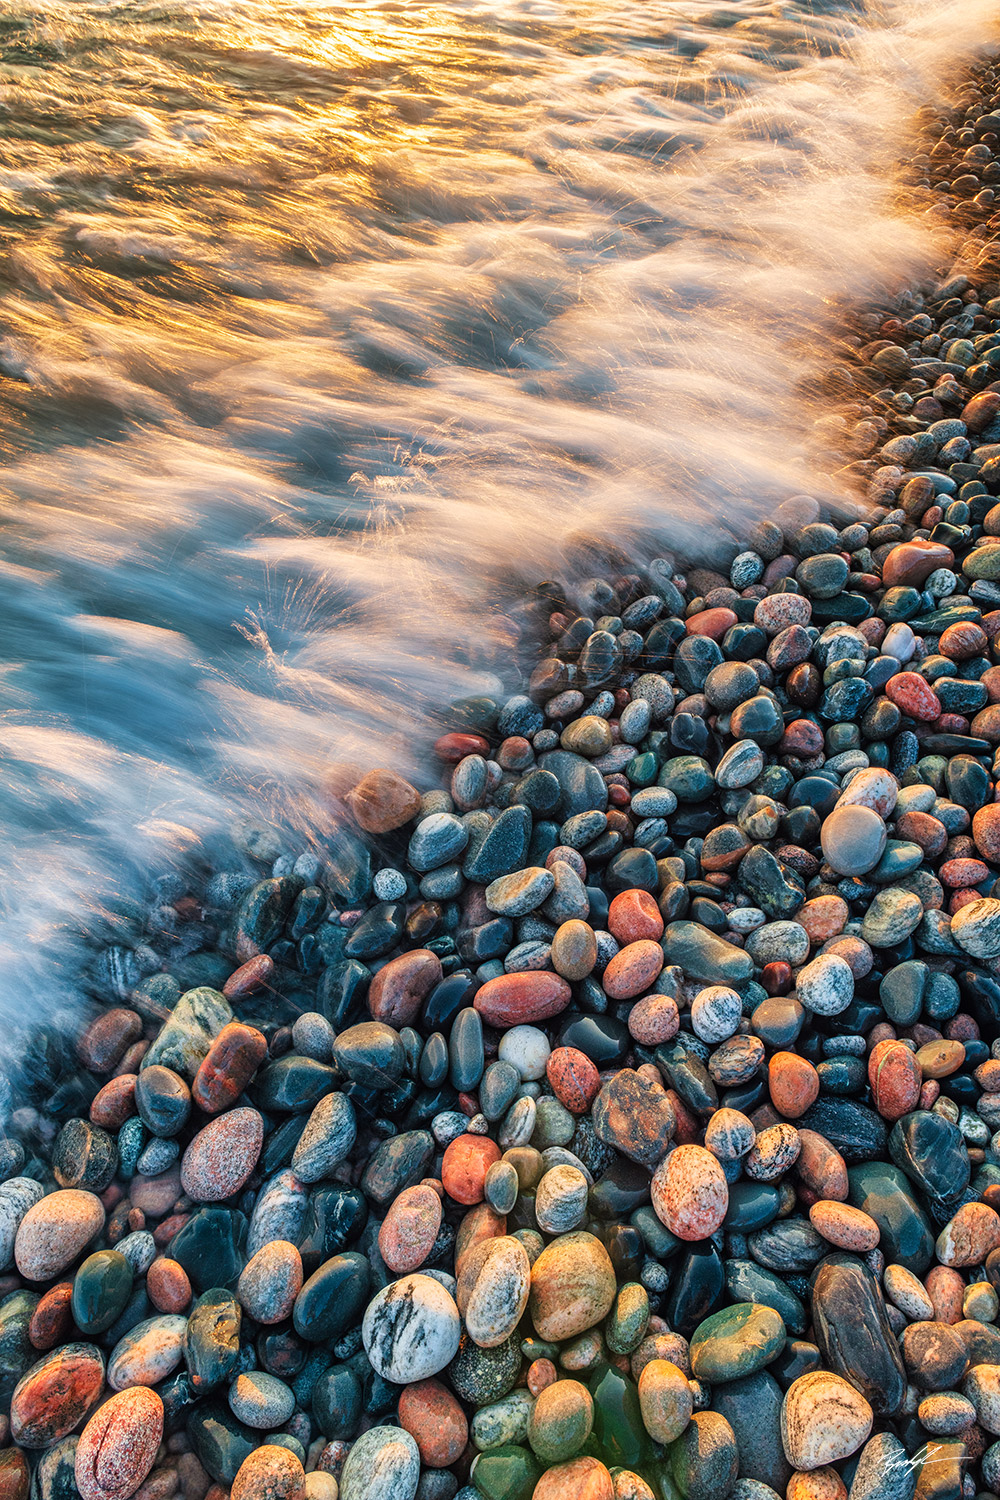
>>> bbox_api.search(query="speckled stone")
[15,1191,105,1282]
[75,1386,164,1500]
[10,1343,105,1447]
[652,1145,729,1241]
[180,1107,264,1202]
[237,1242,303,1325]
[528,1232,617,1341]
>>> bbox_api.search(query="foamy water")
[0,0,995,1024]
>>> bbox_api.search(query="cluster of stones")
[13,50,1000,1500]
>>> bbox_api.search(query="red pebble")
[885,672,942,722]
[868,1039,922,1121]
[546,1048,600,1114]
[27,1283,73,1351]
[527,1359,557,1396]
[441,1135,502,1206]
[434,733,490,762]
[602,940,664,1000]
[191,1023,268,1115]
[474,973,572,1028]
[398,1380,469,1468]
[223,956,274,1000]
[940,858,990,888]
[368,949,443,1028]
[762,961,792,996]
[90,1075,137,1131]
[686,607,737,640]
[147,1258,192,1313]
[607,889,664,944]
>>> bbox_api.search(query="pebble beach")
[7,31,1000,1500]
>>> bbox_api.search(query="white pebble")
[498,1024,551,1081]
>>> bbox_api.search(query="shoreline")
[6,35,1000,1500]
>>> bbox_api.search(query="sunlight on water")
[0,0,996,1026]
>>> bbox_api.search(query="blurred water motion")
[0,0,995,1024]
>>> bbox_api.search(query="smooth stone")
[725,1261,806,1338]
[362,1274,461,1382]
[689,1303,785,1383]
[811,1255,906,1416]
[71,1251,133,1336]
[780,1371,873,1471]
[10,1343,105,1448]
[141,988,232,1079]
[294,1252,371,1344]
[183,1289,241,1393]
[340,1426,420,1500]
[170,1208,248,1293]
[711,1371,791,1494]
[290,1094,357,1183]
[529,1232,616,1341]
[847,1432,916,1500]
[847,1161,934,1273]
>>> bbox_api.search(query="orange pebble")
[442,1135,502,1206]
[768,1052,820,1119]
[146,1258,192,1314]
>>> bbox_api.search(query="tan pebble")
[936,1202,1000,1267]
[786,1468,847,1500]
[529,1232,616,1342]
[230,1446,305,1500]
[457,1234,530,1348]
[15,1191,105,1282]
[884,1264,934,1322]
[637,1359,693,1444]
[780,1371,872,1471]
[531,1456,613,1500]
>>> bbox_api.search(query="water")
[0,0,995,1022]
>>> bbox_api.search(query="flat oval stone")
[456,1235,530,1349]
[289,1093,357,1184]
[11,1343,105,1447]
[811,1256,906,1416]
[369,950,443,1028]
[846,1161,933,1273]
[180,1107,263,1203]
[362,1273,461,1382]
[667,1409,738,1500]
[331,1022,405,1089]
[71,1250,133,1336]
[888,1110,970,1208]
[293,1252,371,1343]
[652,1145,728,1241]
[107,1314,187,1390]
[230,1447,305,1500]
[236,1242,303,1325]
[690,1302,785,1383]
[474,973,572,1029]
